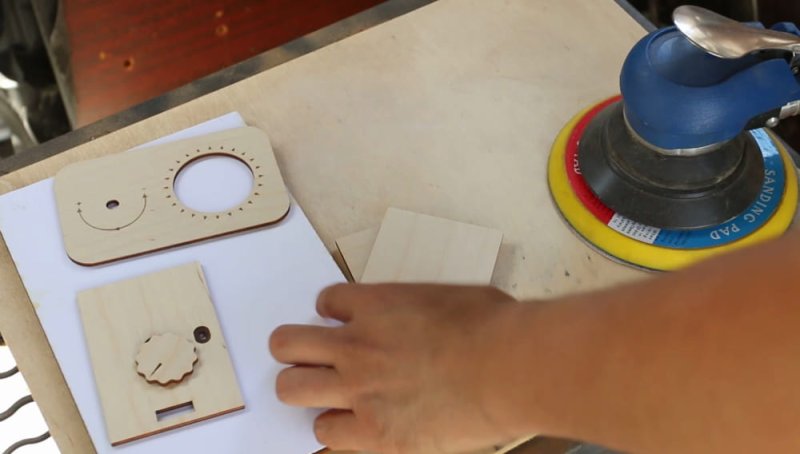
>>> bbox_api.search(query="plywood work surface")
[78,263,244,445]
[361,208,503,284]
[0,1,647,452]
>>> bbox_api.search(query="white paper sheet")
[0,113,342,453]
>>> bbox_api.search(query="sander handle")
[674,5,800,59]
[621,11,800,151]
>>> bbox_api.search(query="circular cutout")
[193,326,211,344]
[106,200,120,210]
[174,155,254,213]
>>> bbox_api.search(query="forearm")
[497,232,800,452]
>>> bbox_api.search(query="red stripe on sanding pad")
[564,96,621,224]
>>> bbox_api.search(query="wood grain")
[65,0,387,125]
[360,208,503,285]
[77,262,244,446]
[54,127,289,265]
[0,1,647,452]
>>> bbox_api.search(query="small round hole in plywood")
[174,155,254,213]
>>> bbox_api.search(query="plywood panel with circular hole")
[53,127,290,265]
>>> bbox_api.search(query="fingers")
[314,409,378,451]
[316,283,363,322]
[270,324,338,366]
[276,366,350,409]
[316,283,416,321]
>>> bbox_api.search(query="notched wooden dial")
[135,332,198,386]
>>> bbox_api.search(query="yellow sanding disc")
[548,96,798,271]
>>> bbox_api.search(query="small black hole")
[193,326,211,343]
[106,200,120,209]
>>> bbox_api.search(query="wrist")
[480,297,593,439]
[476,300,551,438]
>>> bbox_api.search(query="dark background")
[2,0,800,153]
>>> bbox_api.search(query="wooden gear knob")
[135,332,198,385]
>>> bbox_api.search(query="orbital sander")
[549,5,800,271]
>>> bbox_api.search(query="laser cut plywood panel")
[77,262,244,446]
[54,127,290,265]
[360,208,503,284]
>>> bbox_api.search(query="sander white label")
[608,214,661,244]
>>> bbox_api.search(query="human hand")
[269,283,523,453]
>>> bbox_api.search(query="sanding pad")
[548,96,798,271]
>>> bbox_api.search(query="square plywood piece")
[335,227,379,282]
[77,262,244,446]
[360,208,503,284]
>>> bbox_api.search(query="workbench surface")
[0,1,646,452]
